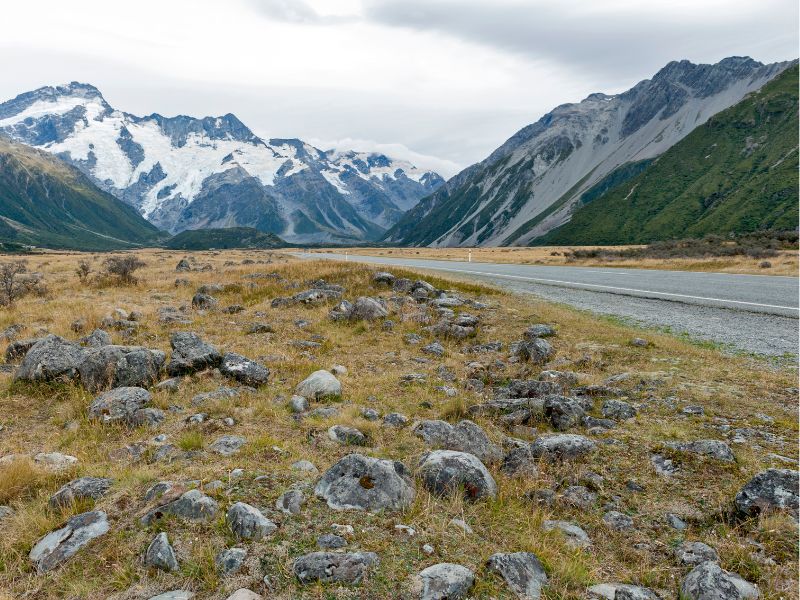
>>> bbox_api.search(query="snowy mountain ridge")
[0,82,444,242]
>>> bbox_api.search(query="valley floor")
[311,247,799,277]
[0,249,797,599]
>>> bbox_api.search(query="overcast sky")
[1,0,797,176]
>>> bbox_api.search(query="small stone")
[666,513,688,530]
[603,511,634,531]
[276,489,305,515]
[227,502,276,540]
[220,352,270,386]
[295,370,341,399]
[675,541,719,566]
[417,450,497,501]
[317,534,347,549]
[145,532,179,572]
[291,460,318,474]
[49,477,113,509]
[631,338,649,347]
[216,547,247,576]
[542,520,591,548]
[293,551,379,585]
[486,552,548,600]
[209,435,246,456]
[141,489,219,525]
[383,412,409,428]
[414,563,475,600]
[448,518,473,534]
[328,425,368,446]
[422,544,435,555]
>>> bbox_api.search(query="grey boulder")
[14,335,85,383]
[166,332,222,376]
[216,547,247,575]
[412,419,501,463]
[209,435,246,456]
[734,468,799,518]
[417,450,497,500]
[78,345,166,392]
[220,352,269,386]
[145,532,179,571]
[348,296,389,321]
[542,520,591,549]
[227,502,276,540]
[293,551,379,585]
[675,541,719,566]
[49,476,113,509]
[141,489,219,525]
[88,387,163,427]
[414,563,475,600]
[315,453,415,512]
[667,440,735,463]
[486,551,548,600]
[328,425,368,446]
[543,396,585,431]
[602,400,637,421]
[680,561,759,600]
[512,338,554,364]
[295,369,341,399]
[29,510,110,572]
[530,434,596,460]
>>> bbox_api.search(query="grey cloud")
[362,0,799,84]
[246,0,355,24]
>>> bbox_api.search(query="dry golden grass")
[0,248,796,599]
[309,246,800,276]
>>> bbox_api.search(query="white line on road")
[305,254,799,312]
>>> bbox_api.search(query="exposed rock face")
[220,352,269,386]
[734,469,799,518]
[29,510,110,572]
[680,561,760,600]
[295,370,341,399]
[49,477,113,509]
[417,450,497,500]
[227,502,277,540]
[166,332,222,376]
[412,419,501,463]
[315,453,416,512]
[414,563,475,600]
[78,345,166,392]
[293,551,379,585]
[486,552,548,600]
[347,297,389,321]
[14,335,85,383]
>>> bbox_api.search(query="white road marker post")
[468,249,472,263]
[345,251,348,262]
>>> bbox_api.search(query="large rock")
[680,561,759,600]
[666,440,735,463]
[166,332,222,376]
[417,450,497,500]
[328,425,368,446]
[486,552,548,600]
[88,387,163,427]
[511,338,554,364]
[29,510,110,572]
[49,477,113,509]
[77,345,166,392]
[220,352,269,386]
[734,468,799,518]
[601,400,636,421]
[5,337,44,362]
[530,434,596,460]
[141,489,219,525]
[293,551,379,585]
[315,453,415,512]
[216,547,247,575]
[227,502,277,540]
[414,563,475,600]
[542,520,591,549]
[348,296,389,321]
[675,541,719,566]
[145,532,179,572]
[412,419,501,463]
[14,335,85,383]
[295,370,341,399]
[543,396,585,431]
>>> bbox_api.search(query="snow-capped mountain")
[0,83,444,242]
[384,56,792,247]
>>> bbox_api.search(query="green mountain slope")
[164,227,286,250]
[539,64,798,245]
[0,136,163,250]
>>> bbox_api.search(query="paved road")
[295,252,799,357]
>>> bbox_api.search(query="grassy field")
[306,246,799,276]
[0,249,797,599]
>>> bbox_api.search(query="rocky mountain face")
[0,135,161,251]
[540,64,798,245]
[384,57,793,247]
[0,84,444,243]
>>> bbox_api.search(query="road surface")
[295,252,799,357]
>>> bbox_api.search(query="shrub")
[0,260,44,305]
[76,260,92,283]
[102,255,146,285]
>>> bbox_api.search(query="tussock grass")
[0,248,795,599]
